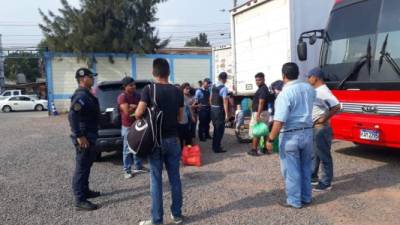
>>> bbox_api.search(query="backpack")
[127,84,163,158]
[111,93,128,127]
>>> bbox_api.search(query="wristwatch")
[267,137,274,143]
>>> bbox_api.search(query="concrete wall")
[45,53,212,112]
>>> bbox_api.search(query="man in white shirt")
[307,67,341,192]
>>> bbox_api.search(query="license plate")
[360,129,380,141]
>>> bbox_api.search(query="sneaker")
[313,183,332,192]
[75,200,98,211]
[170,214,183,224]
[247,150,259,157]
[86,190,101,199]
[311,178,319,185]
[138,220,160,225]
[124,172,133,179]
[133,167,150,174]
[279,202,302,209]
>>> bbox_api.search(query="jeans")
[211,107,225,151]
[149,137,182,224]
[279,129,313,208]
[122,126,143,173]
[198,107,211,139]
[72,134,97,202]
[312,125,333,187]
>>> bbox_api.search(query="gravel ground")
[1,115,400,225]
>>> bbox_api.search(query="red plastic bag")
[182,145,202,167]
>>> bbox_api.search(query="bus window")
[373,0,400,82]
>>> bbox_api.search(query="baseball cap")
[307,67,324,79]
[75,68,97,79]
[121,77,135,87]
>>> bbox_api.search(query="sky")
[0,0,248,49]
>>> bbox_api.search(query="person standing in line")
[248,72,272,156]
[266,63,316,209]
[195,78,212,142]
[307,67,340,191]
[178,82,196,149]
[210,72,229,153]
[135,58,184,225]
[68,68,101,211]
[118,77,149,179]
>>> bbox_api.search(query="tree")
[4,53,41,82]
[39,0,169,55]
[184,33,211,47]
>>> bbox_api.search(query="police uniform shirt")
[68,87,100,139]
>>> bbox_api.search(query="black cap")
[75,68,97,78]
[121,77,135,87]
[203,78,212,84]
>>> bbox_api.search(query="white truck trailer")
[231,0,335,96]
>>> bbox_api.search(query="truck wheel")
[2,105,12,113]
[35,104,44,111]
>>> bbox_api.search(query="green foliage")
[184,33,211,47]
[4,53,41,82]
[38,0,169,54]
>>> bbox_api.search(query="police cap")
[75,68,97,79]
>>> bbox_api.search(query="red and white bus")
[298,0,400,148]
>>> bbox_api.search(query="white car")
[0,96,48,113]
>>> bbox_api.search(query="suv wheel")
[94,152,102,162]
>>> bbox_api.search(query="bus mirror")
[297,40,307,61]
[309,34,317,45]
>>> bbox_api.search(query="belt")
[281,127,313,133]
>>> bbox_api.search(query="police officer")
[210,72,229,153]
[194,78,212,141]
[68,68,101,211]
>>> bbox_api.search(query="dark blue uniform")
[196,88,211,140]
[68,87,100,203]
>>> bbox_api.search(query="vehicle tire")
[2,105,12,113]
[35,104,44,111]
[94,152,102,162]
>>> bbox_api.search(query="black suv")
[94,80,151,160]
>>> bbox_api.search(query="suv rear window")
[96,82,150,111]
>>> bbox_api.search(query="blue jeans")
[279,129,313,208]
[122,126,143,173]
[149,137,182,224]
[312,126,333,187]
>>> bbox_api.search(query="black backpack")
[127,84,163,158]
[111,93,128,127]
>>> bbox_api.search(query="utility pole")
[0,34,5,93]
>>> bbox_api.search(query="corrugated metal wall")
[45,53,212,112]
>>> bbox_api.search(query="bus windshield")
[322,0,400,90]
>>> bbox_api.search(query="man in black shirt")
[135,58,184,225]
[248,72,272,156]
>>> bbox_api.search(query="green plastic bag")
[252,122,269,137]
[273,137,279,153]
